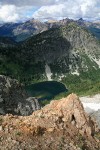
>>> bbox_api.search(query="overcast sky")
[0,0,100,22]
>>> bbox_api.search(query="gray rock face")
[0,75,41,116]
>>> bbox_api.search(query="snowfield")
[80,94,100,128]
[80,94,100,112]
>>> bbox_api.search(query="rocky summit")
[0,94,99,150]
[0,75,41,116]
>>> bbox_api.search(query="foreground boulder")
[0,75,41,115]
[30,94,97,136]
[0,94,99,150]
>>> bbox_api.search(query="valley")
[0,21,100,98]
[0,17,100,150]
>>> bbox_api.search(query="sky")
[0,0,100,22]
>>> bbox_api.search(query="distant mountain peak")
[0,17,100,43]
[78,18,84,22]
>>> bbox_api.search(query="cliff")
[0,75,41,116]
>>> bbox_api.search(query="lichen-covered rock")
[0,75,41,115]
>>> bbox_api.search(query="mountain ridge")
[0,18,100,42]
[22,22,100,79]
[0,22,100,83]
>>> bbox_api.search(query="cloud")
[33,2,82,20]
[33,0,100,20]
[0,0,57,7]
[0,5,19,22]
[0,4,34,22]
[0,0,99,22]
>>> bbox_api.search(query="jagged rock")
[0,75,41,116]
[0,18,99,42]
[0,94,99,150]
[30,93,97,136]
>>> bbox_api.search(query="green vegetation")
[29,68,100,106]
[61,69,100,96]
[0,45,45,84]
[76,133,89,150]
[25,68,100,105]
[94,131,100,140]
[15,131,22,136]
[0,117,3,124]
[0,22,100,104]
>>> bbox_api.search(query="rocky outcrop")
[0,94,99,150]
[30,93,97,136]
[0,75,41,116]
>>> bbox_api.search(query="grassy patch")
[61,69,100,96]
[0,117,3,125]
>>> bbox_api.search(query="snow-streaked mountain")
[0,22,99,82]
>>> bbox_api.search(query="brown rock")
[31,93,96,136]
[0,93,99,150]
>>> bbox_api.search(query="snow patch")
[93,59,100,68]
[45,64,52,81]
[80,94,100,113]
[59,74,65,81]
[71,69,79,76]
[89,55,100,68]
[82,102,100,112]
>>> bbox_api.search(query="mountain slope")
[0,19,48,42]
[0,22,100,83]
[87,27,100,39]
[0,18,100,42]
[0,36,16,46]
[0,23,21,39]
[22,23,100,80]
[77,19,100,39]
